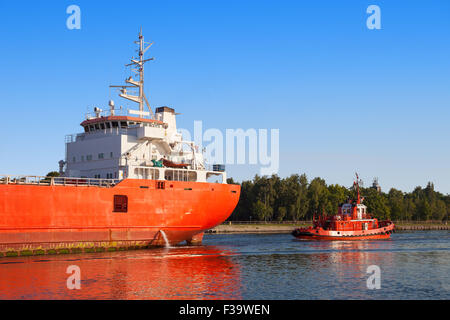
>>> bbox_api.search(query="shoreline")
[206,222,450,234]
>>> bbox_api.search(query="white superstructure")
[63,30,225,184]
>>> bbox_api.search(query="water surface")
[0,231,448,299]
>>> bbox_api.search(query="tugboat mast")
[355,172,361,204]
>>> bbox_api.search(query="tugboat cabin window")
[114,195,128,212]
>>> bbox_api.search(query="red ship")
[0,31,240,257]
[292,174,394,240]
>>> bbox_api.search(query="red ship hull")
[0,179,240,257]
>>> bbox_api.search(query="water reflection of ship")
[310,240,395,270]
[0,246,241,300]
[306,241,395,298]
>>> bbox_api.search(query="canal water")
[0,231,449,299]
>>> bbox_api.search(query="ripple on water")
[0,230,448,299]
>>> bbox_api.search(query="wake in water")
[159,230,173,248]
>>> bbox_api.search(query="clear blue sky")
[0,0,449,193]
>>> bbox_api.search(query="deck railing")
[0,175,120,188]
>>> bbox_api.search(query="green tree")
[307,177,330,219]
[387,188,405,221]
[252,200,273,221]
[277,207,287,222]
[46,171,60,177]
[404,198,416,221]
[293,174,309,221]
[433,200,447,221]
[360,187,391,220]
[227,173,447,222]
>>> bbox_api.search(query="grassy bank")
[206,221,450,234]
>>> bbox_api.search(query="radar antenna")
[110,27,155,119]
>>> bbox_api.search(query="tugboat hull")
[292,223,395,241]
[292,232,392,241]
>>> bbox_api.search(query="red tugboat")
[292,174,395,240]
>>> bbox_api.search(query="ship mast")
[355,172,361,204]
[110,28,155,119]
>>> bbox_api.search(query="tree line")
[227,174,450,222]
